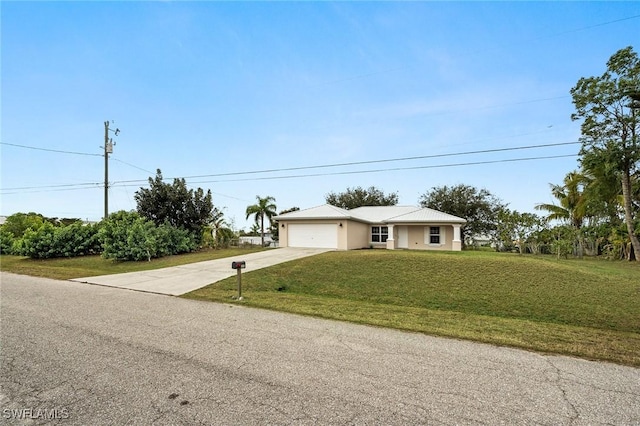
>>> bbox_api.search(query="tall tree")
[419,184,505,248]
[245,195,277,247]
[570,46,640,261]
[581,159,625,227]
[135,169,214,243]
[535,172,589,228]
[325,186,398,209]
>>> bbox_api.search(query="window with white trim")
[371,226,388,243]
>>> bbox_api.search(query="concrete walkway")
[70,247,330,296]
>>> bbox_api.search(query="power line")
[552,14,640,36]
[111,158,154,174]
[0,140,580,192]
[1,182,102,191]
[116,140,582,184]
[0,142,102,157]
[183,154,579,185]
[0,186,101,196]
[5,152,578,194]
[1,141,154,174]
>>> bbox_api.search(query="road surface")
[1,272,639,425]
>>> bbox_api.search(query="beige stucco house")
[275,204,465,251]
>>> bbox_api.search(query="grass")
[0,247,266,280]
[184,250,640,366]
[2,248,638,365]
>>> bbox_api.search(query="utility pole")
[103,121,120,220]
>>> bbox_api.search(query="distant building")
[238,232,274,247]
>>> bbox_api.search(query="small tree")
[100,211,195,261]
[245,196,277,247]
[325,186,398,209]
[1,212,46,239]
[535,171,589,258]
[496,209,543,254]
[419,184,505,248]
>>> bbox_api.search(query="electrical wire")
[183,154,579,185]
[3,154,578,198]
[0,142,102,157]
[114,141,582,184]
[0,140,580,192]
[111,158,154,174]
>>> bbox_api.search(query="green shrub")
[100,211,150,261]
[100,211,196,261]
[13,221,102,259]
[17,222,57,258]
[53,222,102,257]
[0,227,16,254]
[157,223,196,255]
[1,213,46,239]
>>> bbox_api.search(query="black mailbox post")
[232,260,246,299]
[231,261,246,270]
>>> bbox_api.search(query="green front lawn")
[184,250,640,366]
[0,247,266,280]
[2,248,638,365]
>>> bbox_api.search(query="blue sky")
[1,1,639,231]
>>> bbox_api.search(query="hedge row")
[0,211,196,261]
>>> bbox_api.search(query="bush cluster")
[3,221,101,259]
[99,211,196,261]
[1,211,197,261]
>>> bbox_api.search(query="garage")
[287,223,338,249]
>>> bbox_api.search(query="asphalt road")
[1,272,639,425]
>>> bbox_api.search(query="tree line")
[1,170,223,261]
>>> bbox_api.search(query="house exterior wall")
[404,224,455,251]
[344,220,370,250]
[278,221,461,251]
[279,220,346,249]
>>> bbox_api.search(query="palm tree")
[245,196,277,247]
[209,208,227,249]
[535,171,589,257]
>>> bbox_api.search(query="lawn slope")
[185,250,640,366]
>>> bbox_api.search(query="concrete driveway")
[70,247,330,296]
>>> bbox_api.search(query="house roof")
[348,206,421,222]
[275,204,465,224]
[387,207,466,223]
[273,204,352,220]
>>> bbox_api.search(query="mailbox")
[232,261,246,270]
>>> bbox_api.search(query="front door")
[398,226,408,249]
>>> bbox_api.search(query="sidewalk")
[70,247,330,296]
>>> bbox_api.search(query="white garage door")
[288,224,338,249]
